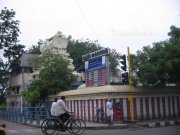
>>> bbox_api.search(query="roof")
[19,53,40,67]
[56,85,130,96]
[55,85,180,97]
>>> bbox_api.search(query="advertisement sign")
[83,49,110,87]
[85,56,106,70]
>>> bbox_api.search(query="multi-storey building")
[5,53,40,108]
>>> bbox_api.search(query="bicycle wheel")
[70,119,86,135]
[44,119,60,135]
[66,118,74,134]
[41,119,48,134]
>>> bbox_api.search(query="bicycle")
[94,109,108,123]
[41,112,86,135]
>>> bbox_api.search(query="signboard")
[82,48,109,61]
[85,56,106,70]
[83,48,110,87]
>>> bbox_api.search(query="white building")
[5,32,81,108]
[5,53,40,108]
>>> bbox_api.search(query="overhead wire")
[74,0,99,39]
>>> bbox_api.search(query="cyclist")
[50,98,58,116]
[56,96,70,123]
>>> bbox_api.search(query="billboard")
[83,48,110,87]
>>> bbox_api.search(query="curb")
[138,120,180,128]
[85,125,129,130]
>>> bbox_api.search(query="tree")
[27,39,42,54]
[0,7,25,106]
[131,25,180,87]
[0,59,8,106]
[0,7,20,50]
[67,38,102,68]
[67,38,121,75]
[23,52,77,103]
[0,7,25,72]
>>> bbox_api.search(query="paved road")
[2,120,180,135]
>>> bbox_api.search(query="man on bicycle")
[50,98,58,116]
[56,96,70,123]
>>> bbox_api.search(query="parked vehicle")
[0,124,6,135]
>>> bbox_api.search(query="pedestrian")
[50,98,58,116]
[56,96,70,123]
[106,98,113,126]
[95,106,101,122]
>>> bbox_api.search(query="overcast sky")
[0,0,180,55]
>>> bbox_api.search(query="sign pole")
[127,47,134,123]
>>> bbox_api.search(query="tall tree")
[0,7,25,106]
[67,38,121,75]
[132,25,180,87]
[0,7,25,72]
[22,52,77,104]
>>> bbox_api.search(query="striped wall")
[65,96,180,122]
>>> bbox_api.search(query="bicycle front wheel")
[70,119,86,135]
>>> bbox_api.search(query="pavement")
[22,118,180,130]
[1,118,180,130]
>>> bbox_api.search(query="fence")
[0,107,49,125]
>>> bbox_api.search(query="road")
[1,120,180,135]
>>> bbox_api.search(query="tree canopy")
[22,52,77,104]
[132,25,180,87]
[0,7,25,105]
[67,38,121,75]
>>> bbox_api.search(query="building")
[5,31,81,108]
[5,53,40,108]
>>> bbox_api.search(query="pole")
[127,47,134,123]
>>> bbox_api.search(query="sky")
[0,0,180,55]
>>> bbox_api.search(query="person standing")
[56,96,70,123]
[106,98,113,126]
[51,98,58,116]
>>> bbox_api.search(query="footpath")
[22,118,180,130]
[1,118,180,130]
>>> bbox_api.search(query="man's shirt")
[55,99,69,116]
[51,102,57,116]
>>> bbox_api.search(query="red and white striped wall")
[65,96,180,122]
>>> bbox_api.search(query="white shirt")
[55,99,69,116]
[51,102,57,116]
[106,100,113,116]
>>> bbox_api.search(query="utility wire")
[74,0,98,39]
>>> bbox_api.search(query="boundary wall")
[49,85,180,122]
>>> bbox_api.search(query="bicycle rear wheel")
[70,119,86,135]
[41,119,48,134]
[44,119,60,135]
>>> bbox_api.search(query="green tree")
[27,39,42,54]
[67,38,102,68]
[24,52,77,103]
[0,7,25,105]
[21,90,40,104]
[132,25,180,87]
[67,38,121,75]
[0,7,25,72]
[0,59,8,106]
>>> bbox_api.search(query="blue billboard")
[85,56,106,70]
